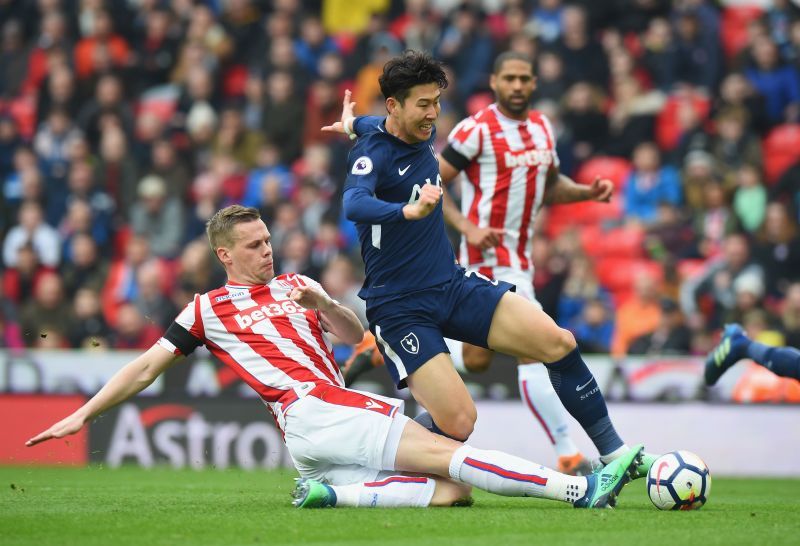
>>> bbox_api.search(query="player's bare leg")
[406,353,477,440]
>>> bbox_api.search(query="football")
[647,451,711,510]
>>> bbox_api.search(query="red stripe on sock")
[521,379,555,444]
[364,476,428,487]
[464,457,548,485]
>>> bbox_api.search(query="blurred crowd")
[0,0,799,362]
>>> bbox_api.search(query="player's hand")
[289,285,333,312]
[321,89,356,136]
[465,224,504,250]
[588,177,614,202]
[26,413,86,447]
[403,183,442,220]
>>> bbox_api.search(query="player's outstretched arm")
[26,345,181,446]
[321,89,356,137]
[290,285,364,345]
[543,166,614,205]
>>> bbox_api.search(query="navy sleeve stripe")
[164,322,203,356]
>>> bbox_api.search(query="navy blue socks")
[747,342,800,380]
[544,348,624,456]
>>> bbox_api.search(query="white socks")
[444,338,467,373]
[448,445,587,504]
[329,476,435,507]
[599,444,631,465]
[518,363,580,457]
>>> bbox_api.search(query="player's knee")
[429,480,473,507]
[540,328,577,363]
[437,409,476,441]
[463,352,491,373]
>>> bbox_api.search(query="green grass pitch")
[1,467,799,546]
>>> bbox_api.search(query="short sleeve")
[447,117,483,162]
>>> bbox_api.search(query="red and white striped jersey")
[447,104,559,272]
[157,273,344,413]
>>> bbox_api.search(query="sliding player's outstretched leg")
[293,418,643,509]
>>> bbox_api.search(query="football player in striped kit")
[26,204,642,509]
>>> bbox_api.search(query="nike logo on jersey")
[365,400,384,410]
[575,378,594,391]
[398,165,411,176]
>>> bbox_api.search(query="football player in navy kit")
[337,50,651,478]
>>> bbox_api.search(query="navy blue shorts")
[366,267,514,388]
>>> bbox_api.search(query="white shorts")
[469,266,542,310]
[282,383,411,485]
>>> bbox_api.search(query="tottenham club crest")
[351,156,373,175]
[401,332,419,355]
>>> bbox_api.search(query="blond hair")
[205,205,261,254]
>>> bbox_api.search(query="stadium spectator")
[692,179,738,259]
[732,164,767,234]
[745,35,800,125]
[212,105,264,169]
[3,201,60,268]
[19,271,71,348]
[556,4,608,87]
[611,269,663,357]
[130,175,185,259]
[133,260,177,331]
[782,282,800,347]
[680,233,765,330]
[623,142,682,226]
[261,70,305,164]
[641,17,678,92]
[110,302,163,349]
[94,126,139,218]
[569,298,614,355]
[73,9,131,81]
[68,287,111,349]
[710,107,763,189]
[561,82,608,163]
[753,201,800,298]
[628,298,691,356]
[64,160,114,248]
[60,232,108,298]
[2,242,55,305]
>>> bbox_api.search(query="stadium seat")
[574,156,632,190]
[763,124,800,184]
[595,257,663,295]
[584,226,646,259]
[655,92,711,152]
[546,198,623,239]
[720,5,765,60]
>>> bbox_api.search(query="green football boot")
[574,444,643,509]
[291,478,337,508]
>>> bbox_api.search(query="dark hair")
[493,51,534,74]
[379,50,448,104]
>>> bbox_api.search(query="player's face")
[224,220,274,285]
[491,59,536,119]
[390,82,441,143]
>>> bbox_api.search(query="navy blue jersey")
[343,116,458,300]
